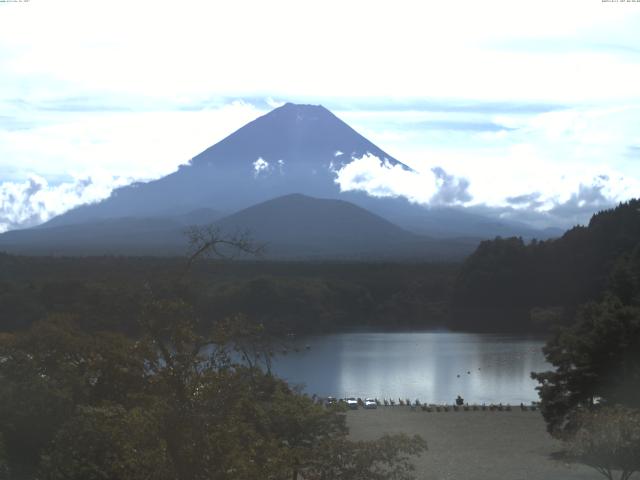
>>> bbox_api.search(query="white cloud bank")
[0,100,263,183]
[0,173,133,233]
[1,0,638,103]
[335,154,472,206]
[335,153,637,229]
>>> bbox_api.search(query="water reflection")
[271,332,549,404]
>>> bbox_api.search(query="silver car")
[345,397,358,409]
[364,398,377,409]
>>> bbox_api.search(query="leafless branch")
[183,224,265,276]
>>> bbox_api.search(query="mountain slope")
[0,208,222,256]
[216,193,419,257]
[214,194,479,259]
[0,194,479,259]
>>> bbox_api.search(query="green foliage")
[0,311,427,479]
[0,280,44,330]
[204,275,374,333]
[0,316,149,471]
[452,236,533,331]
[566,406,640,480]
[532,297,640,436]
[304,434,427,480]
[40,405,170,480]
[0,230,435,478]
[0,434,9,480]
[453,199,640,331]
[0,257,457,334]
[607,243,640,306]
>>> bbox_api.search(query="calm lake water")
[270,332,549,405]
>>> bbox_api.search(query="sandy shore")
[346,407,605,480]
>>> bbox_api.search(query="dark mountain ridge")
[0,194,478,259]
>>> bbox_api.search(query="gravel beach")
[346,407,607,480]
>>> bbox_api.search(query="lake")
[270,332,549,405]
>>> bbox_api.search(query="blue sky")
[0,0,639,232]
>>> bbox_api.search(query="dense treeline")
[0,255,457,334]
[452,199,640,331]
[3,199,638,337]
[532,296,640,435]
[524,203,640,478]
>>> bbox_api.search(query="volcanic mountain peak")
[26,103,557,243]
[43,102,410,225]
[189,102,410,171]
[267,102,331,118]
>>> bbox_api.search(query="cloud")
[461,176,626,230]
[548,181,614,222]
[0,115,35,132]
[326,99,566,115]
[0,100,264,183]
[506,192,542,205]
[265,97,286,109]
[505,192,546,210]
[335,154,472,207]
[411,120,515,132]
[489,37,640,57]
[2,1,639,105]
[430,167,473,205]
[626,145,640,159]
[0,173,132,233]
[32,96,132,112]
[253,157,269,177]
[335,154,629,230]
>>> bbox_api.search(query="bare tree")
[183,224,265,276]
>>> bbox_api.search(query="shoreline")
[331,401,539,412]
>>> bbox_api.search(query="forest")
[0,254,457,335]
[1,200,639,336]
[451,199,640,332]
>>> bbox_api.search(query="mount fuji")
[44,102,410,226]
[0,103,558,258]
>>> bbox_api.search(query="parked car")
[364,398,377,409]
[364,398,378,408]
[345,397,358,409]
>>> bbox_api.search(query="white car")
[364,398,377,409]
[345,397,358,409]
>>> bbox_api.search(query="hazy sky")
[1,0,639,231]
